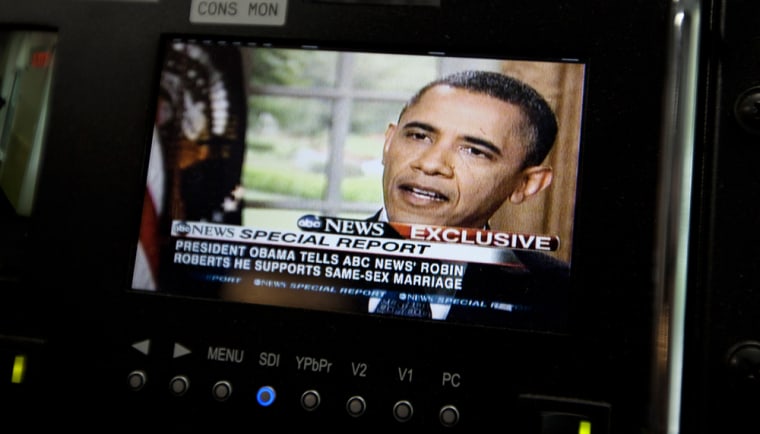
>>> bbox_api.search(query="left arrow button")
[131,339,151,356]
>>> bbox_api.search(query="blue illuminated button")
[257,385,276,407]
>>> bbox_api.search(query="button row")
[127,369,460,426]
[128,370,271,403]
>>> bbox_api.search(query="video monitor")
[131,36,585,332]
[0,30,58,218]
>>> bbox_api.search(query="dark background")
[3,0,752,432]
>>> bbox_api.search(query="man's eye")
[407,131,431,141]
[461,146,492,159]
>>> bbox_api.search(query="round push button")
[256,385,277,407]
[346,395,367,417]
[211,380,232,401]
[393,400,414,423]
[439,405,460,427]
[301,390,321,411]
[727,341,760,387]
[169,375,190,396]
[735,87,760,135]
[127,370,147,391]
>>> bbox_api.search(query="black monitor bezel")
[0,0,671,429]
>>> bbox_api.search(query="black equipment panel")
[682,1,760,432]
[0,0,722,432]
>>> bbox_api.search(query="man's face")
[382,85,533,228]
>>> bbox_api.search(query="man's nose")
[411,142,454,177]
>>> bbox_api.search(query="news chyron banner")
[159,214,568,326]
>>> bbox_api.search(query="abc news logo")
[175,221,193,234]
[173,221,237,238]
[298,215,396,238]
[297,215,323,230]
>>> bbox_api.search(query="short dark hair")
[400,70,559,168]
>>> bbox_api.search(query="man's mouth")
[399,184,448,202]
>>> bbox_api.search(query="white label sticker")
[190,0,288,26]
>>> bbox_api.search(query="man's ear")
[509,166,553,204]
[381,123,397,164]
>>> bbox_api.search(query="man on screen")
[379,70,557,230]
[369,70,570,323]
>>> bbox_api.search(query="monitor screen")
[131,36,585,332]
